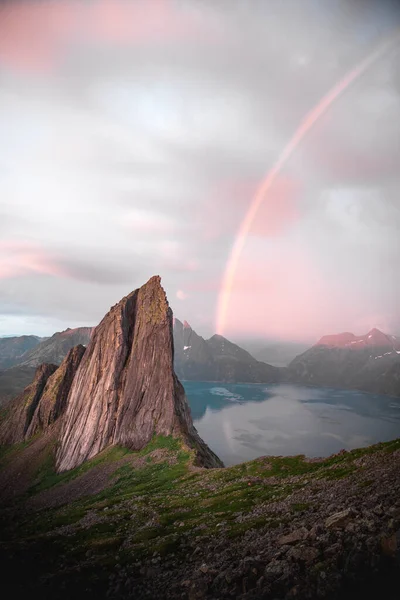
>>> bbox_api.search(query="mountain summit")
[0,277,222,474]
[57,276,222,472]
[317,328,400,351]
[173,318,280,383]
[289,328,400,395]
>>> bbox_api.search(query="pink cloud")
[0,2,77,73]
[0,241,69,279]
[218,245,375,342]
[199,179,257,240]
[0,0,210,74]
[249,175,302,237]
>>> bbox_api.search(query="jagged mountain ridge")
[18,327,94,367]
[0,277,222,473]
[288,328,400,395]
[173,318,280,383]
[26,345,86,439]
[2,318,400,405]
[317,328,400,352]
[57,277,222,472]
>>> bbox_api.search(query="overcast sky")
[0,0,399,342]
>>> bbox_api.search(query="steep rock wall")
[57,276,222,472]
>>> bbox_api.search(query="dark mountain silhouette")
[173,318,280,383]
[0,335,43,369]
[18,327,93,367]
[0,366,37,407]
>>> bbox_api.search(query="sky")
[0,0,399,343]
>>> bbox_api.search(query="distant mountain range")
[0,366,37,407]
[1,321,400,404]
[173,318,280,384]
[0,335,44,370]
[16,327,94,367]
[173,321,400,397]
[287,328,400,396]
[0,328,93,370]
[0,327,93,406]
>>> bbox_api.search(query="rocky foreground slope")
[0,436,399,600]
[0,277,399,598]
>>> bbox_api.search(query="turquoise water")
[184,382,400,466]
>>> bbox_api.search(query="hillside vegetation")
[1,435,399,599]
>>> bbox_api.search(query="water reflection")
[183,382,400,466]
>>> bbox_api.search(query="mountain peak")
[317,332,356,347]
[209,334,225,341]
[367,327,386,339]
[313,327,400,355]
[56,276,222,472]
[368,327,383,334]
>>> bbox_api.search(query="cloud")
[0,0,210,74]
[0,241,67,280]
[0,0,399,338]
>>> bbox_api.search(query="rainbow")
[216,32,400,335]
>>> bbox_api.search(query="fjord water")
[184,382,400,466]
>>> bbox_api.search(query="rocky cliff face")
[25,345,86,438]
[0,345,86,446]
[0,363,57,445]
[57,276,222,472]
